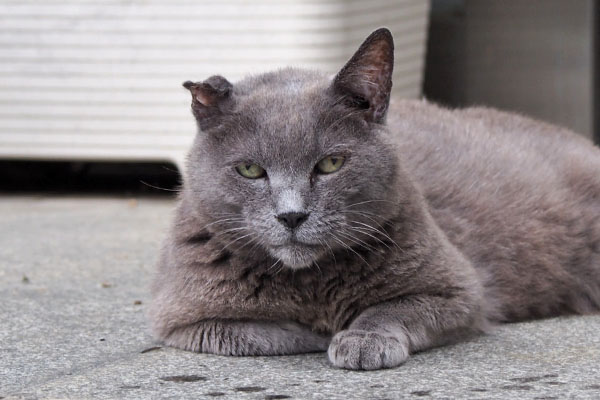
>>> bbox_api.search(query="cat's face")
[184,29,399,269]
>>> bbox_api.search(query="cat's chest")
[230,261,404,333]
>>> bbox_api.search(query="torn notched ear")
[332,28,394,123]
[183,75,233,130]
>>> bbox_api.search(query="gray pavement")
[1,196,599,400]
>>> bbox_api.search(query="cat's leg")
[161,319,330,356]
[328,294,485,370]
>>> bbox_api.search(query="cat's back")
[387,100,600,321]
[388,100,600,197]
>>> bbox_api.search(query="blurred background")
[0,0,598,196]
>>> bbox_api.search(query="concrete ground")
[1,196,599,400]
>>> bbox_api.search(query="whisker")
[331,235,373,271]
[336,229,377,252]
[318,237,337,268]
[246,237,267,258]
[342,199,398,209]
[139,180,179,192]
[267,258,282,273]
[218,232,256,253]
[234,234,264,254]
[339,209,386,227]
[213,226,251,237]
[317,219,364,250]
[347,221,399,249]
[312,258,323,275]
[346,225,392,250]
[199,217,245,231]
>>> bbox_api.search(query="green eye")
[316,156,345,174]
[236,163,266,179]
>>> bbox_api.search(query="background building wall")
[0,0,430,171]
[425,0,597,142]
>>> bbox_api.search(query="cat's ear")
[183,75,233,130]
[331,28,394,123]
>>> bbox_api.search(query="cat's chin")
[269,243,323,270]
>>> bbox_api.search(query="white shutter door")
[0,0,429,171]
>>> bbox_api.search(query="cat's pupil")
[331,158,338,165]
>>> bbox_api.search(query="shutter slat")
[0,0,429,169]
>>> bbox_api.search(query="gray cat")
[150,28,600,370]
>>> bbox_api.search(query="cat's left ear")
[331,28,394,123]
[183,75,233,130]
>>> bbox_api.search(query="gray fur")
[150,28,600,370]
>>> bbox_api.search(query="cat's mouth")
[270,241,324,270]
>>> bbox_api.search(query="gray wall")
[425,0,596,141]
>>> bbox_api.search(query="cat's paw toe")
[327,329,409,370]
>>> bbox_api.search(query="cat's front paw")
[327,329,409,370]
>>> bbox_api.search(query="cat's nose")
[276,212,309,230]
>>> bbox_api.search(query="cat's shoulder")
[388,98,562,134]
[386,98,594,152]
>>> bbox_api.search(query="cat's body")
[150,29,600,370]
[390,102,600,322]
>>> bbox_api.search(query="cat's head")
[183,28,402,269]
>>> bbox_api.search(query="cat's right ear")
[183,75,233,130]
[331,28,394,123]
